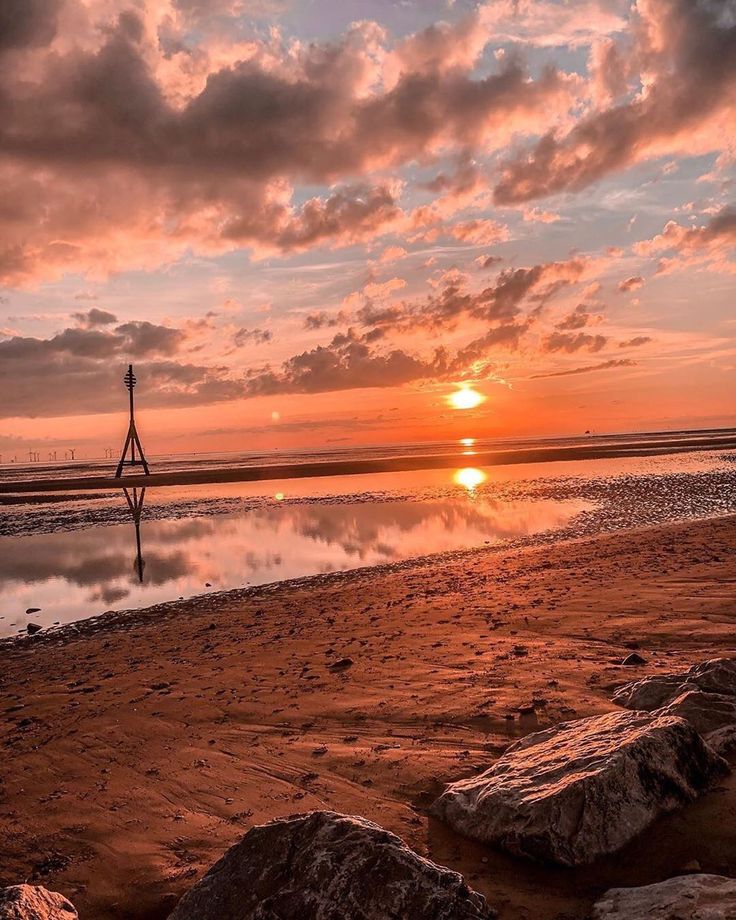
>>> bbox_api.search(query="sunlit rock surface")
[0,885,78,920]
[169,811,495,920]
[592,874,736,919]
[613,658,736,749]
[431,711,728,866]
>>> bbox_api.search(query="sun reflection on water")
[454,467,487,492]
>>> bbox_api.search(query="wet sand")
[3,430,736,494]
[2,514,736,919]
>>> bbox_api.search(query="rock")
[612,658,736,711]
[26,623,42,635]
[705,725,736,757]
[612,658,736,742]
[431,711,728,866]
[169,811,495,920]
[658,689,736,739]
[25,607,41,614]
[0,885,78,919]
[592,874,736,919]
[621,652,647,666]
[329,657,354,671]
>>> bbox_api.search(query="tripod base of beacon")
[116,421,150,479]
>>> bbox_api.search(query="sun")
[448,386,485,410]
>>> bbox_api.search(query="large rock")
[593,874,736,919]
[613,658,736,748]
[169,811,495,920]
[612,658,736,711]
[431,711,728,866]
[0,886,78,920]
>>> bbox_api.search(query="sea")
[1,430,735,638]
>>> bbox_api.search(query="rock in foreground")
[0,885,78,920]
[169,810,495,920]
[613,658,736,748]
[612,658,736,712]
[431,711,727,866]
[593,874,736,919]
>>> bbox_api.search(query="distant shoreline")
[1,431,735,494]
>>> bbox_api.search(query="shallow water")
[1,449,734,637]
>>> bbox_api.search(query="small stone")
[26,623,42,635]
[25,607,41,614]
[622,653,647,666]
[330,657,354,671]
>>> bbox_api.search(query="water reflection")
[123,486,146,583]
[454,467,487,492]
[0,473,590,635]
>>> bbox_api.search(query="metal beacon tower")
[115,364,150,478]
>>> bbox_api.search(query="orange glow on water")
[454,467,486,491]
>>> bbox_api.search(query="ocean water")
[1,437,735,638]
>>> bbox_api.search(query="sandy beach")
[2,513,736,919]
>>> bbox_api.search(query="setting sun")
[448,387,485,411]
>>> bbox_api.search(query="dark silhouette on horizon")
[116,364,150,478]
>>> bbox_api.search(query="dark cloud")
[71,308,118,328]
[304,311,347,330]
[0,318,231,417]
[556,304,595,330]
[244,330,450,396]
[532,358,637,379]
[233,326,273,346]
[619,335,652,347]
[0,6,574,283]
[0,351,245,419]
[351,257,591,337]
[543,331,608,353]
[618,275,644,292]
[0,0,61,51]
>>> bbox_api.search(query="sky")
[0,0,735,459]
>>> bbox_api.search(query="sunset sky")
[1,0,734,459]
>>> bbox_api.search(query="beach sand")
[2,514,736,919]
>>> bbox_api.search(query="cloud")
[618,275,644,291]
[244,330,450,396]
[543,331,609,353]
[493,0,736,204]
[619,335,652,347]
[304,310,348,330]
[0,316,236,417]
[448,218,509,245]
[532,358,637,378]
[634,204,736,272]
[0,3,575,284]
[71,307,118,328]
[379,245,407,264]
[232,326,272,346]
[555,304,599,330]
[0,0,62,51]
